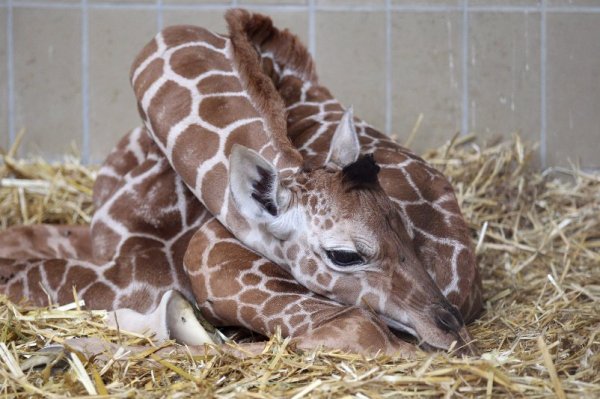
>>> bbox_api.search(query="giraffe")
[128,9,479,352]
[0,8,478,356]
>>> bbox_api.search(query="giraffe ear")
[325,107,361,167]
[229,145,289,222]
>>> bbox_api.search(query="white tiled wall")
[1,0,599,169]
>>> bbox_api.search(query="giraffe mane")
[228,9,318,84]
[226,9,304,169]
[342,154,381,190]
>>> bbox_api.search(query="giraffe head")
[229,109,475,354]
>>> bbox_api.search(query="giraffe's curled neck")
[130,14,304,240]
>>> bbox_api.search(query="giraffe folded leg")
[0,225,92,261]
[0,257,117,309]
[183,218,416,357]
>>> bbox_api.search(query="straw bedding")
[0,133,598,398]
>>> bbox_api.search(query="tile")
[241,0,307,4]
[390,12,463,153]
[163,9,228,33]
[469,0,540,6]
[13,0,79,3]
[13,8,82,158]
[89,0,155,3]
[391,0,461,6]
[318,0,385,6]
[0,9,7,152]
[547,0,600,6]
[546,13,600,169]
[315,11,386,132]
[162,0,229,4]
[468,12,541,146]
[88,9,157,163]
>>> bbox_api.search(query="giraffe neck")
[130,20,303,245]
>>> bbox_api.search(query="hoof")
[108,290,223,346]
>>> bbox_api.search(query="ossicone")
[341,154,381,189]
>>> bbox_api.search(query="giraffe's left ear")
[325,107,361,167]
[229,145,290,223]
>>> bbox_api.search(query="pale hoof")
[166,290,223,346]
[107,290,223,346]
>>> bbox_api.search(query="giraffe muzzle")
[382,298,478,355]
[431,303,478,356]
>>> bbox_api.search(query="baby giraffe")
[0,9,481,356]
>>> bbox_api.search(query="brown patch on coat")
[147,81,191,146]
[199,95,258,129]
[223,120,267,157]
[57,266,97,303]
[133,58,164,102]
[133,248,173,287]
[118,288,153,313]
[197,74,243,95]
[84,282,116,310]
[201,162,228,215]
[240,289,271,305]
[170,45,231,79]
[103,262,133,289]
[241,273,262,286]
[43,259,67,291]
[208,241,259,268]
[183,231,210,274]
[172,124,220,185]
[162,25,226,49]
[286,245,299,261]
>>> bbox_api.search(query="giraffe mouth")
[382,313,477,354]
[380,315,419,339]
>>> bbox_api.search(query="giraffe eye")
[325,250,363,267]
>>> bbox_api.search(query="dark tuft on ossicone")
[342,154,380,189]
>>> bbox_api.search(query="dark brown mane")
[342,154,381,190]
[225,9,303,168]
[227,9,317,84]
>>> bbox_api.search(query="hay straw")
[0,136,96,228]
[1,134,599,397]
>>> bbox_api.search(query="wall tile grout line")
[81,0,90,164]
[540,0,547,168]
[156,0,163,30]
[7,0,14,147]
[385,0,392,136]
[308,0,316,57]
[461,0,469,136]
